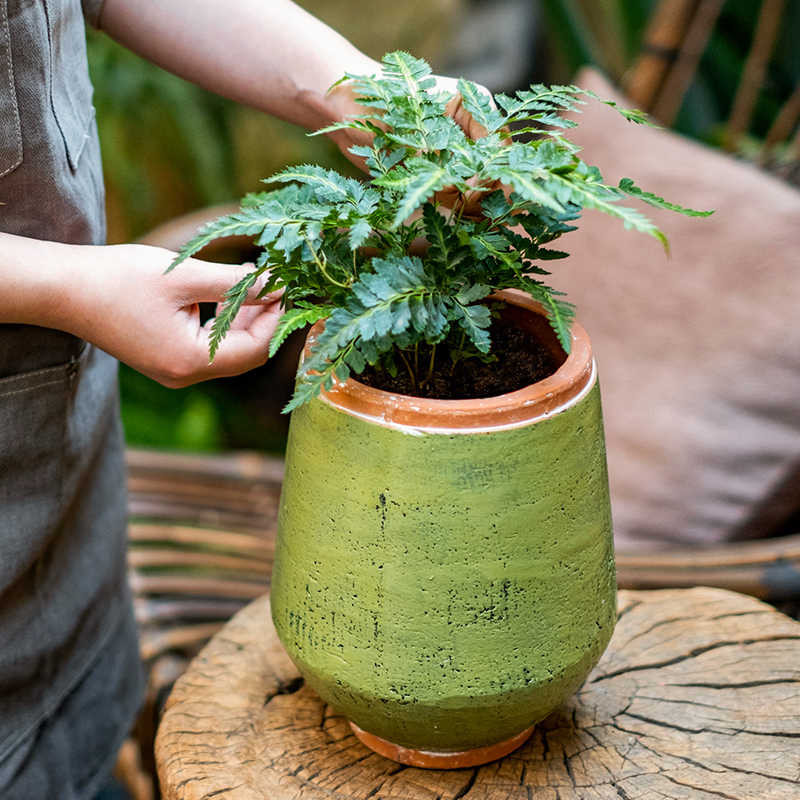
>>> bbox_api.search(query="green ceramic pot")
[271,291,615,767]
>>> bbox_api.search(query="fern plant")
[171,51,709,411]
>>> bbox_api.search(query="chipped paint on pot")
[271,290,615,763]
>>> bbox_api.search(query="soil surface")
[356,317,562,400]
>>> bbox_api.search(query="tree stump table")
[155,587,800,799]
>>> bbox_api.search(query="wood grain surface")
[156,587,800,800]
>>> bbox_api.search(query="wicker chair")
[122,448,281,798]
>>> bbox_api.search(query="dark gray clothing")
[0,1,144,797]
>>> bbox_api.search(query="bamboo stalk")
[129,522,274,556]
[725,0,787,150]
[616,532,800,600]
[128,548,272,575]
[623,0,699,112]
[651,0,726,126]
[761,78,800,159]
[574,0,628,82]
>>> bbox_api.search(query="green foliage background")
[537,0,800,148]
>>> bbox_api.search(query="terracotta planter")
[270,290,615,768]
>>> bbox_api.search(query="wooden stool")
[156,587,800,799]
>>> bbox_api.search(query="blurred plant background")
[537,0,800,153]
[89,0,798,453]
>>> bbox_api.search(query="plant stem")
[303,235,348,288]
[425,344,437,384]
[450,332,466,376]
[398,350,416,390]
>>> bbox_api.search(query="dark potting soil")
[356,317,563,400]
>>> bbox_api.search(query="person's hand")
[326,72,501,218]
[59,243,282,387]
[326,72,492,155]
[434,75,508,218]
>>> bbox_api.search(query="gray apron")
[0,1,144,797]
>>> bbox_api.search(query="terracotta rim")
[350,722,535,769]
[305,289,595,432]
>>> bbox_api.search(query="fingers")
[202,300,282,332]
[196,301,284,380]
[445,93,490,141]
[171,257,281,306]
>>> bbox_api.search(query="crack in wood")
[622,615,698,646]
[661,773,742,800]
[202,785,245,798]
[622,710,725,736]
[364,778,387,798]
[611,783,635,800]
[674,678,799,690]
[717,761,800,786]
[593,635,800,683]
[708,610,774,621]
[561,748,577,787]
[277,677,305,695]
[623,710,800,740]
[580,726,602,749]
[634,694,734,711]
[451,769,478,800]
[615,599,644,622]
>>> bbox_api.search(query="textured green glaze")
[271,381,615,752]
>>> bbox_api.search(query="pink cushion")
[556,68,800,549]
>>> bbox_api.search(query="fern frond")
[618,179,713,217]
[168,208,279,272]
[389,164,448,227]
[513,277,575,353]
[268,301,331,358]
[456,79,506,135]
[380,51,434,96]
[208,272,258,360]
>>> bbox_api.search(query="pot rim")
[308,289,596,433]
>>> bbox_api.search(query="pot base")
[349,722,534,769]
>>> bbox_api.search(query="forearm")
[0,232,282,386]
[96,0,380,132]
[0,233,83,332]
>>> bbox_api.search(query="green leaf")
[348,217,373,250]
[547,171,670,251]
[207,272,258,361]
[344,346,367,374]
[268,301,331,358]
[514,277,575,353]
[456,79,506,135]
[380,50,434,96]
[455,284,491,304]
[390,164,448,227]
[618,178,714,217]
[452,302,492,352]
[580,89,656,127]
[168,206,284,271]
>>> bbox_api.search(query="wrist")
[0,234,79,330]
[298,55,381,130]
